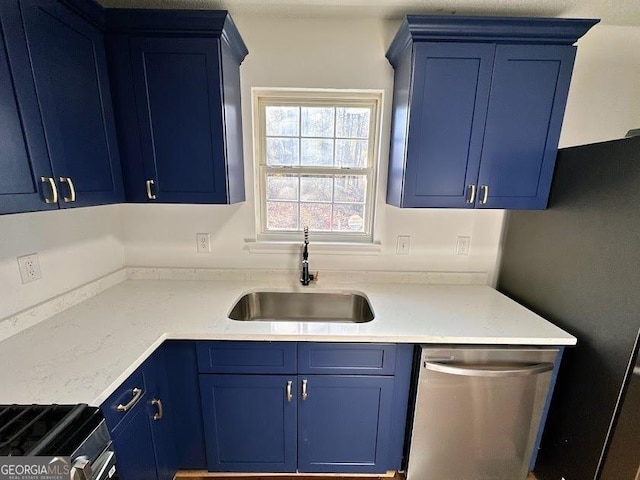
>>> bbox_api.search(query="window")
[254,89,381,243]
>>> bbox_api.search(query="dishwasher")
[407,346,558,480]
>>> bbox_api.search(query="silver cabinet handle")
[151,398,163,420]
[146,179,157,200]
[301,379,308,400]
[286,380,293,402]
[59,177,76,202]
[479,185,489,205]
[466,184,476,204]
[116,387,142,412]
[424,362,554,378]
[40,177,58,204]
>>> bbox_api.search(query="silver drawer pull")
[466,184,476,204]
[146,179,157,200]
[59,177,76,202]
[116,387,142,412]
[301,379,308,400]
[41,177,58,204]
[479,184,489,205]
[286,380,293,402]
[424,362,554,378]
[151,398,163,420]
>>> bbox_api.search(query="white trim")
[244,240,383,255]
[251,88,383,243]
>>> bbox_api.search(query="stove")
[0,404,117,479]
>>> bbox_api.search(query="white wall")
[121,15,506,283]
[3,17,640,321]
[560,24,640,147]
[0,205,124,319]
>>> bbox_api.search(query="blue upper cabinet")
[476,45,576,209]
[386,16,598,209]
[0,9,54,214]
[0,0,122,214]
[106,10,248,204]
[17,0,123,208]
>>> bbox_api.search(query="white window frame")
[252,88,382,244]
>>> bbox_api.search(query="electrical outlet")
[456,235,471,256]
[196,233,211,253]
[396,235,410,255]
[17,253,42,284]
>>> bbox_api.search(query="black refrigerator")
[498,135,640,480]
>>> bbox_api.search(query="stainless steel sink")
[228,291,374,323]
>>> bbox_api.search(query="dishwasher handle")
[423,361,554,378]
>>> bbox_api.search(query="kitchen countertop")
[0,275,575,406]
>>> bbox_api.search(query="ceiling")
[98,0,640,26]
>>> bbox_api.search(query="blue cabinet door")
[400,43,495,208]
[18,0,123,208]
[0,2,54,214]
[147,347,179,480]
[163,341,207,470]
[129,37,229,203]
[103,347,179,480]
[298,375,395,473]
[477,44,576,209]
[199,374,297,472]
[112,404,159,480]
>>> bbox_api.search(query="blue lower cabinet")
[199,374,297,472]
[111,404,159,480]
[103,347,178,480]
[164,341,208,470]
[297,375,395,473]
[146,348,179,480]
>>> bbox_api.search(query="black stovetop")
[0,404,102,456]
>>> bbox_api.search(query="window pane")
[300,175,332,202]
[301,107,334,138]
[332,204,365,232]
[300,203,332,231]
[266,106,299,136]
[334,175,366,203]
[267,174,298,201]
[267,202,298,230]
[335,139,368,168]
[301,139,334,167]
[336,107,370,138]
[266,138,299,166]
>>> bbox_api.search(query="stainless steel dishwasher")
[407,346,558,480]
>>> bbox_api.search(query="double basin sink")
[229,291,374,323]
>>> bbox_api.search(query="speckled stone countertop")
[0,272,575,406]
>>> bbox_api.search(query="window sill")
[244,240,382,255]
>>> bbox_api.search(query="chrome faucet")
[300,226,316,286]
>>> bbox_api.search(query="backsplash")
[0,205,124,320]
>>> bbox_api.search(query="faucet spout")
[301,226,315,286]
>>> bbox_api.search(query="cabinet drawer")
[298,343,397,375]
[101,368,148,433]
[196,341,297,374]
